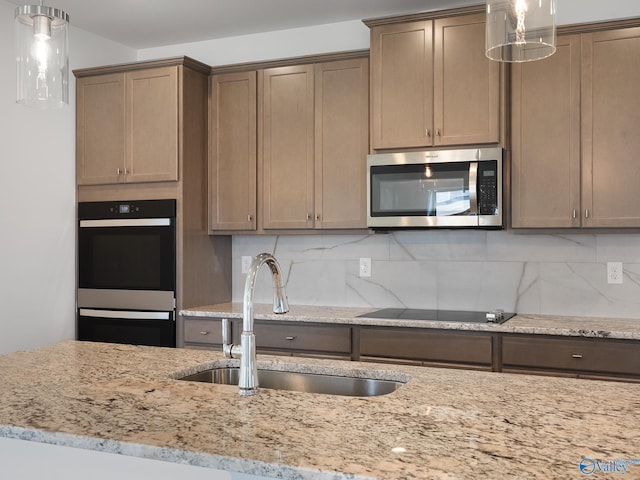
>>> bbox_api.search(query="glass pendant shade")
[15,4,69,108]
[486,0,556,62]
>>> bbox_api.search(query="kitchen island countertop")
[1,340,639,479]
[181,303,640,340]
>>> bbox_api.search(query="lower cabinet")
[501,335,640,381]
[183,318,226,349]
[183,317,352,359]
[254,321,352,359]
[358,327,495,370]
[183,317,639,382]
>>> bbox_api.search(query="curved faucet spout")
[236,253,289,396]
[243,253,289,332]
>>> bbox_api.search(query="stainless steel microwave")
[367,148,503,229]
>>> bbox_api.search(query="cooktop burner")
[359,308,514,324]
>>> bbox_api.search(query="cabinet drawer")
[360,328,493,366]
[183,318,223,345]
[254,322,351,354]
[502,336,640,376]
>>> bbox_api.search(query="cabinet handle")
[572,209,577,219]
[426,129,431,138]
[247,214,253,222]
[315,213,320,221]
[436,128,441,137]
[306,213,311,221]
[572,354,583,359]
[285,336,296,341]
[585,209,589,219]
[124,168,129,175]
[199,331,210,336]
[116,167,122,175]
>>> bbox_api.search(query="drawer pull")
[199,331,210,336]
[572,354,583,359]
[285,336,296,341]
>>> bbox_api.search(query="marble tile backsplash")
[232,231,640,319]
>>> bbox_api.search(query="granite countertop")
[180,303,640,340]
[1,340,639,479]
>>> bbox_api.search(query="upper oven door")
[78,216,176,292]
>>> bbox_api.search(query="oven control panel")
[79,199,176,220]
[115,204,135,214]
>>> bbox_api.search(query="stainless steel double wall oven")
[77,199,177,347]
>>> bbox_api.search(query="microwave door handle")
[469,162,478,215]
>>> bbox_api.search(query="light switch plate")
[242,256,252,274]
[359,258,372,278]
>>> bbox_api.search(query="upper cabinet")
[76,73,125,185]
[512,26,640,228]
[208,55,369,233]
[369,12,500,150]
[262,64,315,230]
[511,35,581,228]
[370,20,433,150]
[209,71,258,231]
[125,68,179,183]
[314,58,369,229]
[76,66,179,185]
[262,59,369,230]
[581,27,640,228]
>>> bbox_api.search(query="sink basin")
[178,367,404,397]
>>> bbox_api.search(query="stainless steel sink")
[178,367,404,397]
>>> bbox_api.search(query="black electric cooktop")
[359,308,514,324]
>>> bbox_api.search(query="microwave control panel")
[478,161,498,215]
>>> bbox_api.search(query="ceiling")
[5,0,482,49]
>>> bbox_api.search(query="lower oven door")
[78,308,176,347]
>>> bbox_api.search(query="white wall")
[0,0,136,355]
[556,0,640,25]
[138,20,370,66]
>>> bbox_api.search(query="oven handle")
[79,308,173,321]
[79,218,172,228]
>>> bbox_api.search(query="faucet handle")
[221,318,240,358]
[222,318,231,345]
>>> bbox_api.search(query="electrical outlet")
[359,258,372,278]
[607,262,623,284]
[242,256,252,274]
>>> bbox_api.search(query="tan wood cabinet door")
[370,14,500,151]
[314,58,369,229]
[511,35,582,228]
[433,13,500,146]
[76,73,125,185]
[209,71,257,231]
[582,27,640,227]
[370,20,433,149]
[262,65,315,229]
[125,66,179,183]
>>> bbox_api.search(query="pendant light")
[15,1,70,108]
[485,0,556,62]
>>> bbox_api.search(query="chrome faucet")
[222,253,289,396]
